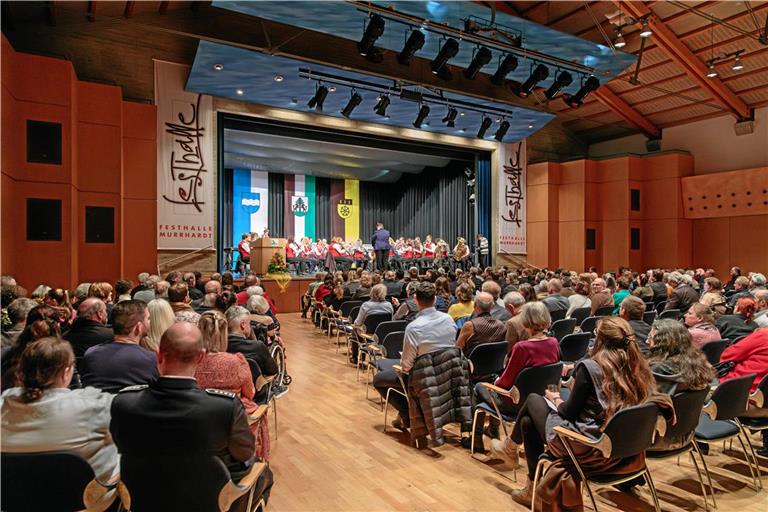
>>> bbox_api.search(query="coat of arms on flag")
[291,195,309,217]
[337,198,353,219]
[240,192,260,214]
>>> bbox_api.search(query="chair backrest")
[700,339,728,365]
[644,302,655,311]
[380,331,405,359]
[655,301,667,314]
[550,318,577,341]
[559,332,592,363]
[467,341,508,377]
[364,312,393,335]
[513,362,563,405]
[664,389,709,443]
[659,309,680,320]
[643,311,657,325]
[340,300,363,317]
[120,454,232,511]
[348,306,361,323]
[549,309,567,322]
[709,373,755,420]
[570,307,591,325]
[1,451,95,511]
[602,402,659,458]
[580,315,602,334]
[374,320,408,342]
[594,306,615,317]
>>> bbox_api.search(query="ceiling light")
[614,31,626,49]
[706,63,718,78]
[459,111,465,116]
[517,64,550,97]
[564,76,600,107]
[431,38,460,80]
[328,85,336,92]
[477,116,493,138]
[358,14,385,60]
[442,107,458,127]
[307,85,328,111]
[340,90,363,118]
[236,89,244,95]
[213,63,224,71]
[464,47,493,80]
[527,124,534,129]
[545,71,573,100]
[374,94,390,116]
[413,104,430,128]
[491,54,518,85]
[494,120,510,141]
[397,29,426,65]
[273,74,284,82]
[732,54,744,71]
[639,18,652,38]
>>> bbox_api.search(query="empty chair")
[1,451,117,512]
[579,316,602,334]
[594,305,615,317]
[569,306,591,325]
[700,339,728,366]
[549,318,577,341]
[643,310,657,325]
[659,309,681,320]
[559,333,591,363]
[467,341,508,382]
[549,309,567,322]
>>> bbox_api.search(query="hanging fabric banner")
[284,174,316,241]
[232,169,269,253]
[154,60,214,249]
[498,140,527,254]
[330,178,360,242]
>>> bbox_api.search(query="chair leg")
[737,422,763,490]
[383,389,392,433]
[271,398,278,442]
[689,450,710,511]
[735,432,760,491]
[470,408,481,455]
[582,480,600,512]
[643,468,662,512]
[694,441,718,509]
[530,459,548,512]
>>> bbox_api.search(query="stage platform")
[235,275,314,313]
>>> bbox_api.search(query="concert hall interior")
[1,1,768,512]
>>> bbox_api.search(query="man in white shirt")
[373,281,457,430]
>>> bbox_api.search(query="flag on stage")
[232,169,269,259]
[284,174,316,241]
[330,178,360,242]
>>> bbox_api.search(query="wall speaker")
[85,206,115,243]
[26,198,62,241]
[26,120,62,165]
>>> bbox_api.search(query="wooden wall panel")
[122,199,157,280]
[692,217,731,277]
[77,122,122,193]
[729,215,768,274]
[77,82,122,126]
[77,192,121,283]
[682,167,768,219]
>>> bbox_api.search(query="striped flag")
[284,174,316,241]
[330,178,360,242]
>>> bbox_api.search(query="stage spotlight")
[398,29,425,65]
[374,94,390,116]
[706,62,718,78]
[732,54,744,71]
[563,76,600,107]
[614,30,626,49]
[442,107,458,127]
[494,119,510,141]
[477,116,493,138]
[431,38,460,79]
[413,104,430,128]
[490,54,519,85]
[517,63,549,97]
[639,18,652,38]
[307,84,328,112]
[358,14,385,59]
[341,90,363,118]
[464,47,493,79]
[544,71,573,100]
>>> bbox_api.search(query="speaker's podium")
[250,238,287,275]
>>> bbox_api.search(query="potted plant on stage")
[267,251,292,292]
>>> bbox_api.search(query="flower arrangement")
[267,251,287,274]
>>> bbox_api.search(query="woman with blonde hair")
[87,282,114,303]
[143,299,175,352]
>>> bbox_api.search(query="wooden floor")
[267,313,768,511]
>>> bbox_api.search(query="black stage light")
[477,116,493,138]
[374,94,390,116]
[464,47,493,79]
[413,104,430,128]
[431,38,460,79]
[564,76,600,107]
[341,91,363,118]
[545,71,573,100]
[397,29,426,65]
[307,85,328,112]
[441,107,458,127]
[494,119,510,141]
[517,63,550,97]
[491,54,519,85]
[358,14,385,58]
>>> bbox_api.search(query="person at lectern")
[371,223,391,272]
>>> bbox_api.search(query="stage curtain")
[315,177,331,241]
[477,155,492,253]
[222,168,234,251]
[268,172,284,238]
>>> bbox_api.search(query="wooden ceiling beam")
[124,1,135,19]
[158,1,169,15]
[592,85,661,137]
[86,1,95,23]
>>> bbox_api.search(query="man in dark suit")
[665,271,699,313]
[110,322,272,508]
[225,306,278,401]
[64,298,114,362]
[371,222,391,272]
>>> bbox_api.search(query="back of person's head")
[688,302,714,324]
[215,290,237,312]
[648,319,714,389]
[145,299,175,351]
[244,273,259,288]
[204,279,222,295]
[32,285,52,300]
[7,298,37,325]
[620,295,645,321]
[155,280,170,298]
[78,297,106,321]
[158,322,203,366]
[88,282,113,301]
[198,310,228,353]
[456,283,474,303]
[750,273,766,288]
[45,288,69,307]
[168,282,189,303]
[704,277,722,292]
[474,292,494,314]
[652,269,664,282]
[1,275,17,287]
[503,291,525,309]
[226,305,250,332]
[18,337,74,402]
[518,283,537,303]
[246,285,264,297]
[247,294,270,315]
[414,281,436,307]
[115,279,132,297]
[548,279,562,294]
[112,300,147,336]
[370,284,387,302]
[434,277,450,297]
[735,296,757,321]
[519,302,551,333]
[221,272,234,286]
[137,272,150,284]
[16,305,62,349]
[616,276,630,290]
[1,285,27,306]
[574,279,590,296]
[481,280,502,300]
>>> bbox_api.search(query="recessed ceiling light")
[213,63,224,71]
[459,111,465,116]
[495,118,502,123]
[528,124,534,129]
[273,74,284,82]
[290,97,298,104]
[328,85,337,92]
[236,89,244,95]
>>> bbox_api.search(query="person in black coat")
[225,306,278,390]
[64,298,114,362]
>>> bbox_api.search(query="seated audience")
[115,279,133,303]
[183,272,203,301]
[373,282,456,430]
[1,298,37,348]
[236,274,259,306]
[434,277,455,313]
[1,337,119,484]
[518,283,537,304]
[144,298,175,352]
[225,306,278,393]
[110,322,273,505]
[323,284,346,312]
[313,276,334,306]
[726,275,753,308]
[719,328,768,393]
[503,292,529,352]
[646,319,715,395]
[168,282,200,324]
[565,279,591,318]
[154,280,170,300]
[2,305,62,389]
[754,289,768,328]
[247,295,278,341]
[482,281,511,321]
[393,282,420,322]
[631,274,654,303]
[649,270,668,303]
[63,298,113,362]
[589,278,613,315]
[447,283,475,322]
[683,303,722,349]
[352,273,373,300]
[618,296,650,353]
[611,277,631,315]
[665,271,698,313]
[699,277,726,316]
[456,292,506,356]
[383,271,401,297]
[194,279,222,313]
[716,296,759,342]
[541,279,569,315]
[79,300,159,393]
[351,284,393,362]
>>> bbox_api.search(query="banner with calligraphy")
[498,140,526,254]
[154,60,214,249]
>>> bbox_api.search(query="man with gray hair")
[503,291,529,350]
[133,275,159,304]
[130,272,151,298]
[750,273,767,292]
[72,282,92,309]
[1,298,36,348]
[665,271,699,313]
[183,272,203,301]
[225,306,278,393]
[456,291,506,356]
[541,279,569,315]
[64,297,114,362]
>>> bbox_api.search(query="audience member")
[434,277,455,313]
[646,319,715,395]
[589,278,613,315]
[518,283,537,304]
[246,295,278,341]
[482,281,511,321]
[754,290,768,328]
[352,273,373,300]
[618,295,650,353]
[719,328,768,393]
[236,274,260,306]
[183,272,203,301]
[2,305,62,389]
[63,298,113,362]
[683,303,722,349]
[1,298,36,348]
[195,279,222,313]
[133,275,159,304]
[566,279,591,318]
[649,270,668,303]
[215,290,237,313]
[611,277,631,315]
[540,279,569,315]
[144,298,175,352]
[351,284,393,363]
[716,296,759,342]
[79,300,159,393]
[456,292,506,356]
[225,306,278,397]
[130,272,150,298]
[393,282,420,322]
[154,280,170,300]
[115,280,133,303]
[503,291,529,352]
[699,277,726,316]
[447,283,475,322]
[168,282,200,324]
[665,271,698,313]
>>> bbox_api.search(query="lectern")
[250,238,287,275]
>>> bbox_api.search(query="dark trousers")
[511,394,550,480]
[478,253,488,269]
[374,369,409,426]
[473,382,518,437]
[375,250,389,271]
[334,257,353,272]
[286,257,305,274]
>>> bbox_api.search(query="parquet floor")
[267,313,768,511]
